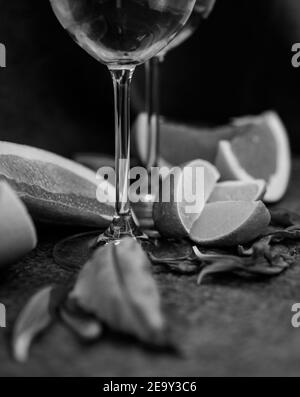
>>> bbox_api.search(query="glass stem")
[98,66,143,241]
[110,68,134,217]
[145,57,161,171]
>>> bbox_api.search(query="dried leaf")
[12,286,54,362]
[238,236,273,260]
[193,246,239,263]
[0,141,114,227]
[197,259,242,285]
[148,252,198,274]
[60,303,103,342]
[196,231,298,284]
[268,228,300,243]
[167,261,199,274]
[70,238,167,346]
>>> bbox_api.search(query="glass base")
[96,213,148,245]
[53,212,148,270]
[53,231,99,270]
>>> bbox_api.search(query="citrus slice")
[132,112,236,165]
[208,180,266,203]
[0,141,115,227]
[190,201,271,247]
[215,112,291,203]
[153,159,220,238]
[0,181,37,267]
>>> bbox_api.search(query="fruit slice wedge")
[0,181,37,267]
[215,112,291,203]
[208,180,266,203]
[0,141,115,227]
[190,201,271,247]
[132,112,237,165]
[153,159,220,238]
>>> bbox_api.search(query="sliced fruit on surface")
[215,112,291,203]
[153,159,220,238]
[0,141,115,227]
[132,112,237,165]
[0,181,37,267]
[190,201,271,247]
[208,180,266,203]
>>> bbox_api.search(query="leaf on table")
[0,141,114,227]
[197,259,243,285]
[238,236,273,259]
[146,239,198,274]
[149,253,199,275]
[69,238,168,346]
[12,286,57,363]
[268,228,300,243]
[195,231,298,284]
[60,302,103,342]
[148,250,199,275]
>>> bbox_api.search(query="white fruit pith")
[153,159,220,238]
[177,160,219,231]
[215,112,291,203]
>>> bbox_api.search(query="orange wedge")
[190,201,271,247]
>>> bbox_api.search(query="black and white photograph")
[1,0,300,382]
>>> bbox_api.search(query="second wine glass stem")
[145,57,161,171]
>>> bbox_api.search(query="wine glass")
[134,0,216,225]
[49,0,196,251]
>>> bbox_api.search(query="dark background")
[0,0,300,157]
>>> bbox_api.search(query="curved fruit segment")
[0,181,37,267]
[189,201,271,247]
[0,141,115,226]
[132,112,236,165]
[153,159,220,238]
[215,112,291,203]
[208,180,266,203]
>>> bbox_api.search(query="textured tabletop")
[1,161,300,377]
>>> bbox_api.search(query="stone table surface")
[1,162,300,377]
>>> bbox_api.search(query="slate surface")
[1,162,300,377]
